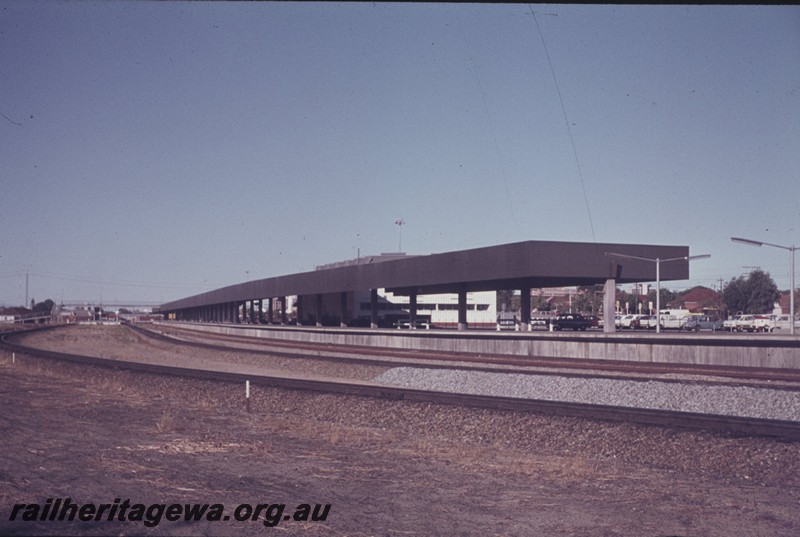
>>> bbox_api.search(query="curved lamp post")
[731,237,796,336]
[605,253,710,333]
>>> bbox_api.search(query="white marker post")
[245,380,250,413]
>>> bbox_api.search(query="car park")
[774,315,800,331]
[550,313,592,331]
[734,315,757,332]
[530,316,551,330]
[752,315,777,333]
[638,315,657,329]
[720,314,779,333]
[584,315,601,328]
[723,315,740,332]
[619,314,642,329]
[395,320,430,329]
[682,315,720,332]
[659,314,689,330]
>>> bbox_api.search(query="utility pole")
[25,272,29,308]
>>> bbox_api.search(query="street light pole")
[731,237,796,336]
[395,219,405,253]
[605,253,710,334]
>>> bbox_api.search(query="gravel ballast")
[375,367,800,421]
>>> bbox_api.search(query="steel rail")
[134,324,800,392]
[2,328,800,441]
[147,322,800,385]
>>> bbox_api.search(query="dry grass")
[155,408,180,433]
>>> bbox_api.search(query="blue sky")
[1,2,798,307]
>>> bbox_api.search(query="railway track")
[145,322,800,387]
[3,325,800,441]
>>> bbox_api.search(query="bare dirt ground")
[1,325,800,536]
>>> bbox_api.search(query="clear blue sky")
[1,2,798,307]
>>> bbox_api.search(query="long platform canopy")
[159,239,690,313]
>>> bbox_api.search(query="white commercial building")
[355,288,497,329]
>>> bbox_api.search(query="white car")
[752,315,776,333]
[723,315,740,332]
[773,315,800,331]
[638,315,657,329]
[734,315,757,332]
[619,314,641,329]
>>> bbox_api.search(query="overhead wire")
[456,15,518,229]
[528,6,596,242]
[0,270,204,290]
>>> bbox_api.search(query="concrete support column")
[458,286,468,331]
[257,299,263,324]
[370,289,379,329]
[340,291,348,328]
[249,300,255,324]
[604,278,616,333]
[520,287,531,332]
[409,292,417,327]
[296,296,303,325]
[280,297,287,324]
[316,293,323,327]
[267,298,274,325]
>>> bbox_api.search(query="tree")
[573,285,604,314]
[496,290,517,313]
[643,288,678,311]
[722,269,780,314]
[531,291,551,312]
[32,299,55,314]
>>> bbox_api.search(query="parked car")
[688,315,724,331]
[638,315,657,329]
[734,314,757,332]
[584,315,601,327]
[394,320,430,329]
[529,316,550,329]
[774,315,800,331]
[752,315,776,333]
[723,315,741,332]
[659,314,689,330]
[619,314,643,329]
[550,313,592,331]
